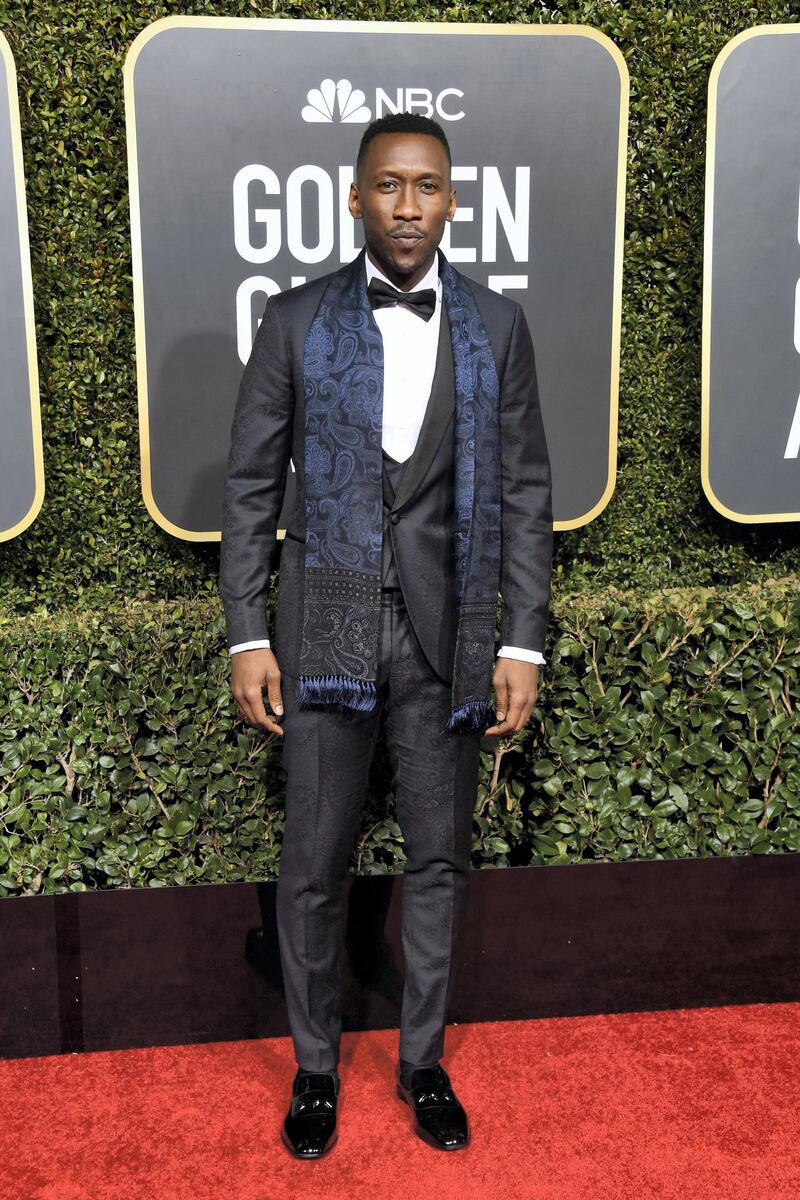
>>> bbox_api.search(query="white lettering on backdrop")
[232,163,531,363]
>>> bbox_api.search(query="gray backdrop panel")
[706,29,800,520]
[129,22,624,535]
[0,45,38,539]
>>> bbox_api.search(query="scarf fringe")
[445,697,494,735]
[297,674,378,712]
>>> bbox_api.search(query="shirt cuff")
[229,639,271,655]
[496,645,545,666]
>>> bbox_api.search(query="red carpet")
[2,1004,798,1200]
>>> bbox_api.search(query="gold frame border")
[124,15,629,540]
[702,23,800,524]
[0,32,44,544]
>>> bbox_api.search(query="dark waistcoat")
[380,449,406,588]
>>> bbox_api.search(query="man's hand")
[484,659,539,737]
[230,647,285,737]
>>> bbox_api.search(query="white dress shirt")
[230,251,545,667]
[366,250,443,462]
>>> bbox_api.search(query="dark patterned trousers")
[276,586,482,1071]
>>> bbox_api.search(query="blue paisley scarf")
[299,250,501,736]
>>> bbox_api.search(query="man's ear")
[348,181,361,220]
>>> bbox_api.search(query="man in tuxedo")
[219,111,552,1158]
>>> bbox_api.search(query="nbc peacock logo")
[301,79,371,124]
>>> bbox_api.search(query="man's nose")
[393,187,422,218]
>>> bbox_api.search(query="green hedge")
[0,0,799,616]
[1,1,799,890]
[1,580,798,896]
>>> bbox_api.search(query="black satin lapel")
[390,299,455,513]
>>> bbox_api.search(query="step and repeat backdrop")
[0,33,42,544]
[124,17,629,539]
[703,25,800,523]
[3,19,799,544]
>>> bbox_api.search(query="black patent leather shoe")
[396,1063,470,1150]
[281,1070,339,1159]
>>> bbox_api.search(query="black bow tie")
[367,276,437,321]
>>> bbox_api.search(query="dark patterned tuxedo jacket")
[219,244,553,686]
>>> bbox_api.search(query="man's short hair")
[356,112,452,177]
